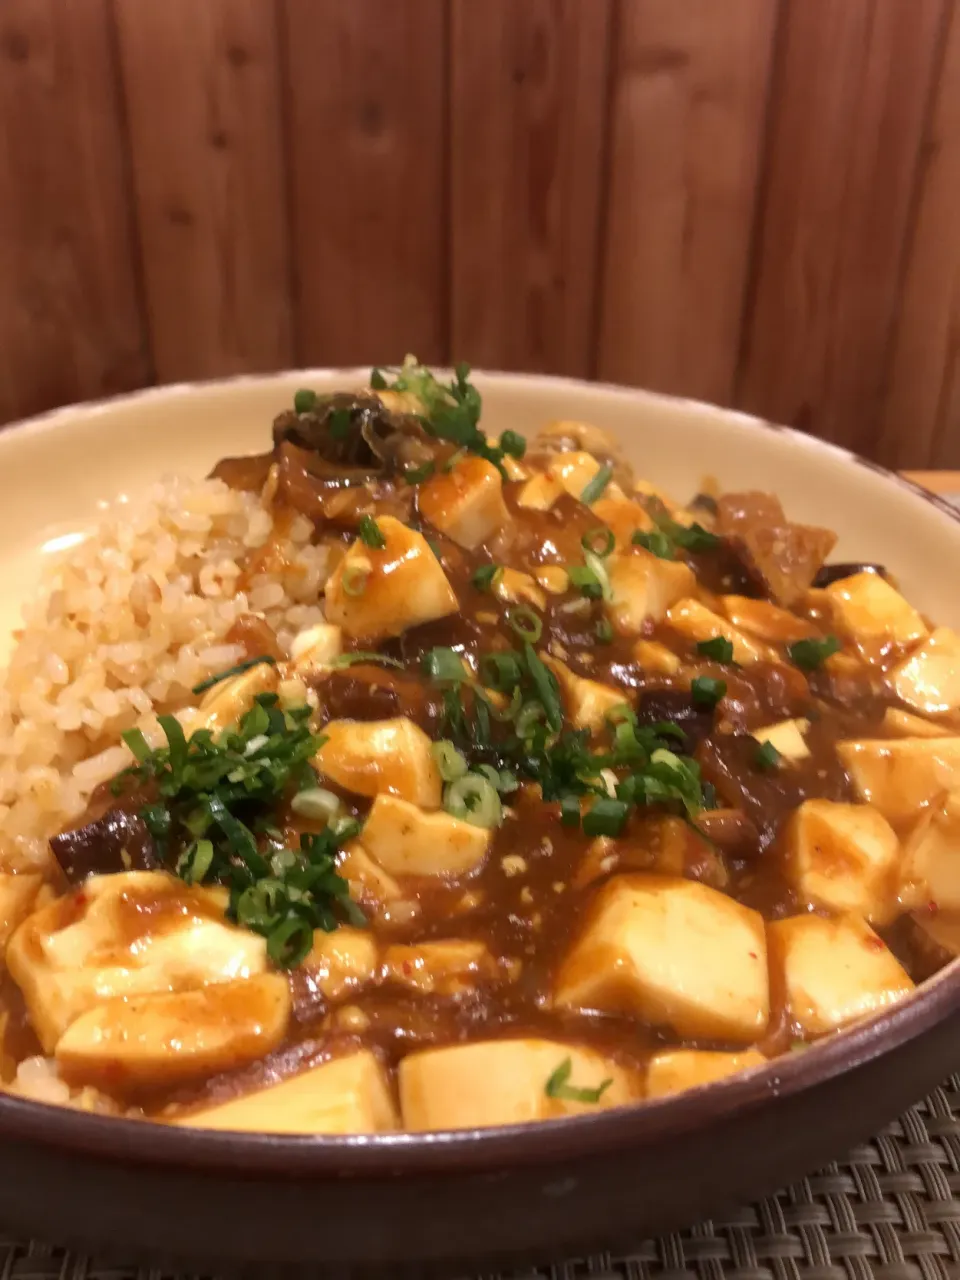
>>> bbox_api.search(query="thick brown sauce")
[9,443,958,1115]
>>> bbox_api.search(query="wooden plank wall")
[0,0,958,467]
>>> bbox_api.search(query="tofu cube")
[56,973,290,1089]
[289,623,343,673]
[554,875,769,1042]
[338,842,403,908]
[900,792,960,913]
[826,572,927,646]
[315,717,442,808]
[382,939,500,997]
[666,599,777,665]
[297,927,378,1004]
[197,661,278,735]
[359,793,490,877]
[606,551,695,636]
[751,718,810,761]
[633,639,681,675]
[417,456,509,550]
[547,451,605,502]
[891,627,960,714]
[536,565,570,595]
[516,472,563,511]
[172,1050,398,1134]
[768,913,914,1036]
[0,872,43,953]
[591,495,654,547]
[543,656,625,733]
[837,736,960,824]
[646,1049,766,1099]
[721,596,817,645]
[7,872,267,1053]
[785,800,900,922]
[494,568,547,611]
[324,516,458,641]
[399,1038,637,1131]
[882,707,952,738]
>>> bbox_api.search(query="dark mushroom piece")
[273,392,434,476]
[812,562,889,588]
[635,689,716,755]
[50,809,160,885]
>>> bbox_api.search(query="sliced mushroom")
[49,810,160,884]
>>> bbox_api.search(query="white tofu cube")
[359,794,490,877]
[338,842,403,908]
[633,639,681,675]
[494,568,547,611]
[56,973,290,1089]
[665,599,777,664]
[837,736,960,824]
[0,872,43,952]
[591,495,654,546]
[197,661,278,735]
[547,451,605,502]
[826,572,927,646]
[721,596,817,645]
[751,718,810,761]
[324,516,458,641]
[516,472,563,511]
[606,551,695,636]
[417,456,509,550]
[891,627,960,714]
[768,913,914,1036]
[543,656,625,733]
[646,1049,766,1099]
[554,875,769,1042]
[172,1050,398,1134]
[785,800,900,922]
[900,792,960,913]
[289,623,343,673]
[7,872,267,1053]
[882,707,952,738]
[382,939,500,997]
[399,1038,637,1131]
[298,927,378,1003]
[315,717,442,808]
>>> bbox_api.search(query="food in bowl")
[0,358,957,1135]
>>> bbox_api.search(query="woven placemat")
[1,1074,958,1280]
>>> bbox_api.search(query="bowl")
[0,371,957,1277]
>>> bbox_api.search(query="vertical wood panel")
[449,0,612,376]
[0,0,149,423]
[596,0,777,404]
[115,0,292,383]
[879,3,960,468]
[283,0,445,368]
[737,0,946,452]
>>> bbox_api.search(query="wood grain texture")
[282,0,445,368]
[879,3,960,469]
[596,0,778,403]
[0,0,149,423]
[114,0,292,383]
[737,0,947,454]
[449,0,612,376]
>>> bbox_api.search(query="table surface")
[2,472,959,1280]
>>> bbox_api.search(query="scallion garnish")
[568,564,603,599]
[582,796,630,837]
[580,465,613,506]
[293,388,317,414]
[507,606,543,643]
[544,1057,612,1103]
[755,740,782,771]
[691,676,726,708]
[444,772,503,829]
[632,529,675,560]
[402,460,435,485]
[596,618,614,643]
[191,654,277,697]
[432,739,469,782]
[696,636,735,663]
[358,515,386,549]
[331,651,404,670]
[787,636,841,670]
[582,527,615,558]
[499,430,526,459]
[422,646,469,682]
[472,563,503,592]
[341,565,370,597]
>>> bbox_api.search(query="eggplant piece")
[50,810,160,884]
[635,690,715,754]
[273,393,433,476]
[812,562,889,588]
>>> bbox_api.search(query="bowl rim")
[0,368,958,1175]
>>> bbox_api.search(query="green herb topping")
[472,563,503,592]
[357,514,386,549]
[696,636,735,664]
[754,740,782,771]
[580,465,613,506]
[691,676,726,708]
[787,635,841,670]
[544,1057,612,1104]
[191,655,277,697]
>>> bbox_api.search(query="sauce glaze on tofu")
[1,360,958,1133]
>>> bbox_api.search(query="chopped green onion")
[480,651,523,692]
[402,460,435,485]
[121,728,151,764]
[176,838,214,885]
[507,606,543,643]
[524,643,563,731]
[370,368,388,390]
[787,636,841,670]
[236,878,287,931]
[432,739,469,782]
[499,430,526,459]
[544,1057,612,1103]
[567,564,603,599]
[329,408,352,440]
[673,522,719,551]
[358,515,386,549]
[691,676,726,708]
[606,703,637,727]
[444,773,502,829]
[583,796,629,837]
[422,646,469,682]
[331,651,404,670]
[754,740,781,771]
[341,565,369,597]
[192,654,277,696]
[632,529,675,560]
[293,388,317,414]
[580,464,613,506]
[595,618,614,643]
[582,527,615,558]
[267,916,314,968]
[560,794,581,828]
[697,636,735,663]
[472,563,503,592]
[583,550,613,603]
[443,447,467,473]
[290,787,341,822]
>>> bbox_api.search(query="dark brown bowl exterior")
[0,968,957,1276]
